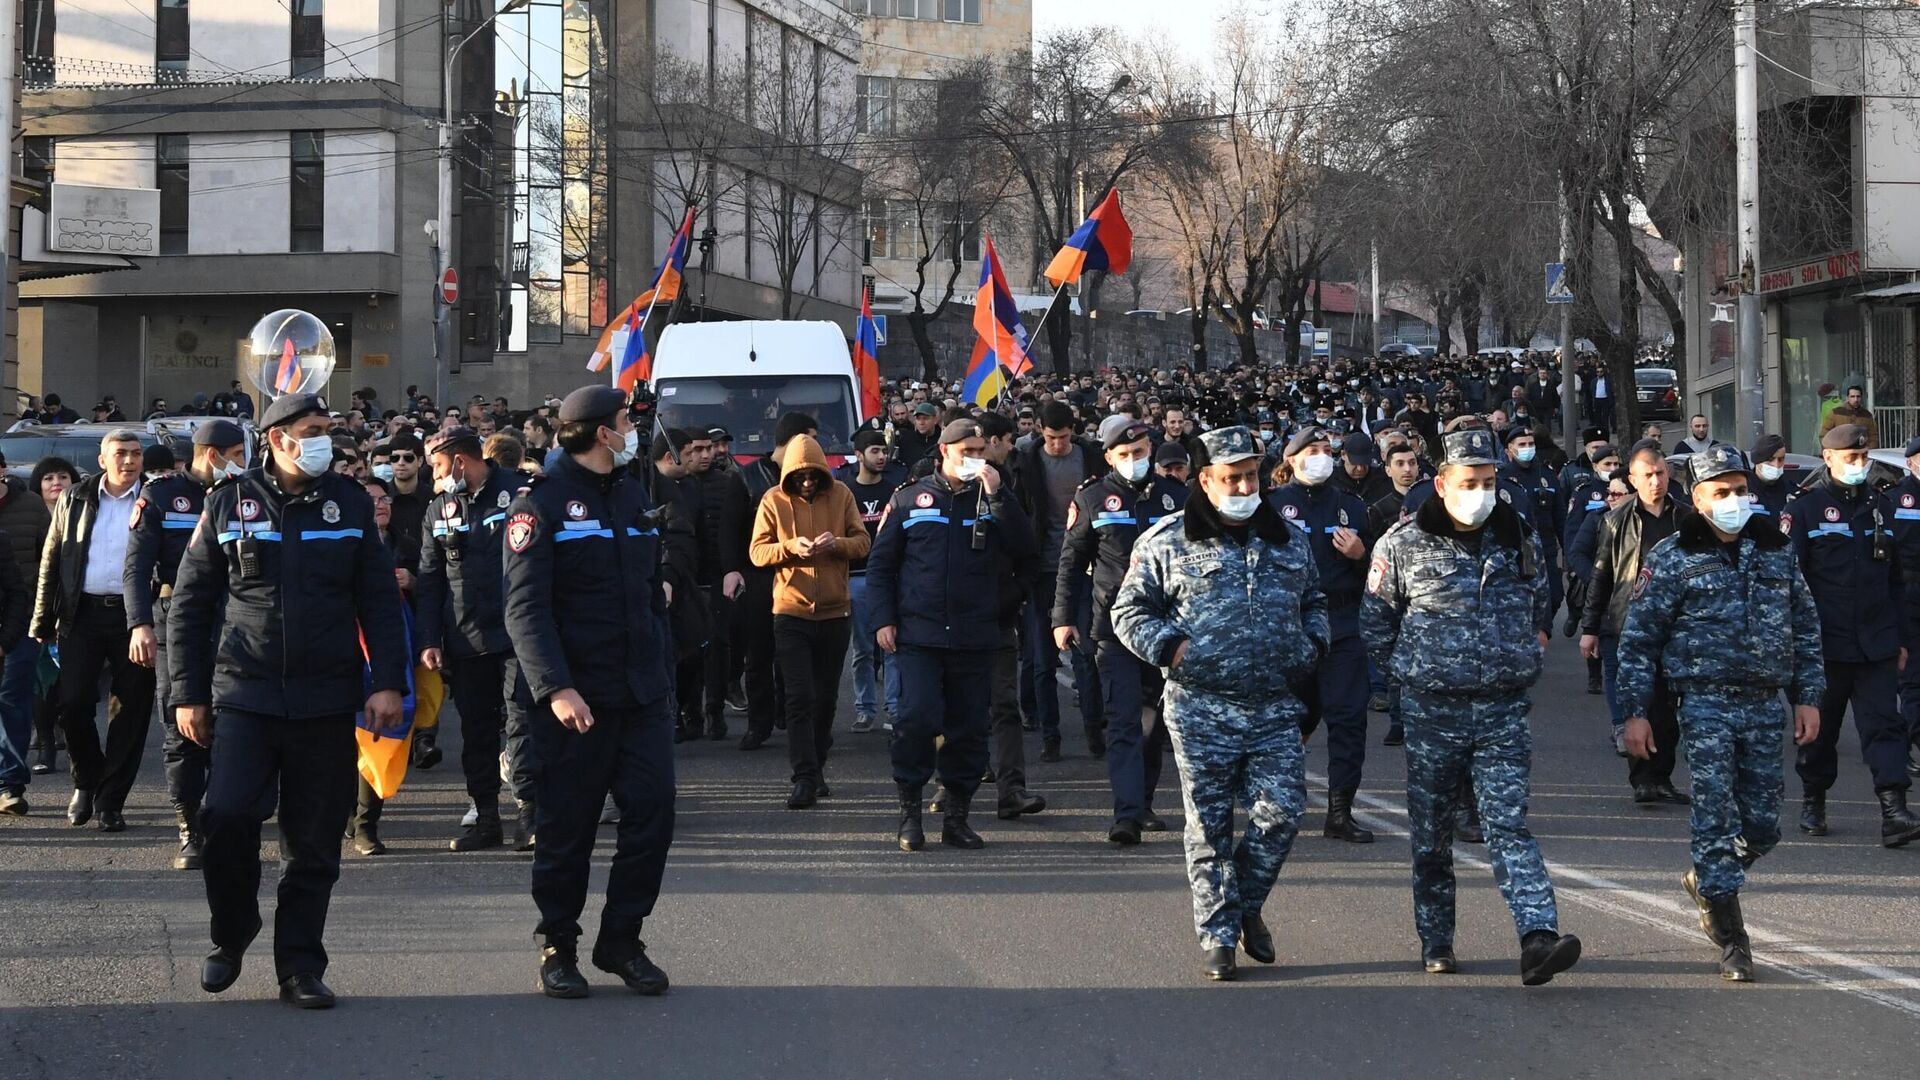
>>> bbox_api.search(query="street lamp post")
[435,0,528,408]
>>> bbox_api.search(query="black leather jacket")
[1581,496,1694,638]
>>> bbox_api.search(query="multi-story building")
[847,0,1031,316]
[1673,3,1920,451]
[15,0,864,414]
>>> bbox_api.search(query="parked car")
[1123,309,1168,321]
[1379,342,1422,359]
[1635,367,1681,421]
[0,423,170,480]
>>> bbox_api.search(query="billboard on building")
[48,183,161,257]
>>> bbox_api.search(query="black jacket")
[415,465,523,659]
[167,468,408,718]
[1785,479,1906,663]
[0,532,28,652]
[502,453,670,710]
[695,467,750,585]
[1010,436,1105,529]
[0,477,49,585]
[32,473,142,641]
[123,472,213,630]
[866,471,1037,650]
[1052,470,1188,643]
[1581,496,1693,638]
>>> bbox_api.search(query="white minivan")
[649,320,863,458]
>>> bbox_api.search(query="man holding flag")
[589,208,695,391]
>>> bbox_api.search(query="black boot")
[1323,789,1374,843]
[1382,722,1404,747]
[451,812,504,852]
[1202,946,1237,981]
[786,779,818,810]
[1799,791,1828,836]
[352,822,386,856]
[512,802,537,851]
[538,944,590,999]
[1876,788,1920,848]
[173,809,203,870]
[1422,944,1458,974]
[942,799,984,849]
[1240,914,1275,964]
[1705,894,1754,981]
[897,785,925,851]
[1519,930,1582,986]
[1683,869,1719,945]
[411,728,442,769]
[591,936,670,995]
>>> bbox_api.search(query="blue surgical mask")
[1118,457,1150,483]
[1212,491,1262,521]
[371,462,395,482]
[1708,493,1754,534]
[290,434,333,478]
[1835,461,1868,487]
[1515,446,1537,464]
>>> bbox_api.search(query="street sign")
[1312,330,1332,357]
[1545,262,1573,305]
[439,267,460,305]
[872,314,887,346]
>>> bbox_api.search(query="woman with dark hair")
[23,457,75,775]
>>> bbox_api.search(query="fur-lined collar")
[1414,491,1529,550]
[1184,489,1293,546]
[1676,510,1788,552]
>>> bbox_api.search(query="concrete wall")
[55,135,155,188]
[53,2,152,81]
[190,132,289,255]
[325,130,396,253]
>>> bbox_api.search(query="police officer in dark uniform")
[503,385,676,998]
[867,419,1037,852]
[1892,436,1920,775]
[416,425,536,853]
[1785,424,1920,845]
[169,393,407,1009]
[1053,419,1187,845]
[1748,434,1793,520]
[1500,423,1567,620]
[1268,427,1376,843]
[125,419,247,871]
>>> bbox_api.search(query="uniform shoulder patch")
[498,489,513,509]
[1780,512,1792,534]
[506,511,539,553]
[1103,494,1123,512]
[1632,566,1653,600]
[915,491,934,508]
[130,497,147,529]
[1366,556,1387,595]
[1066,500,1079,530]
[1823,505,1840,522]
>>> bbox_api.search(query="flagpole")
[1024,282,1071,371]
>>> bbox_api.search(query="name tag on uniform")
[560,518,603,530]
[908,508,941,518]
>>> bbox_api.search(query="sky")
[1033,0,1236,64]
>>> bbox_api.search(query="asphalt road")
[5,639,1920,1080]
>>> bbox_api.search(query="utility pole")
[1558,177,1577,450]
[1733,0,1765,446]
[1369,238,1381,355]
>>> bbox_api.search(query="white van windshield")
[655,375,858,456]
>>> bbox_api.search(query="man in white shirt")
[30,430,153,832]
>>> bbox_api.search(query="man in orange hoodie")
[749,433,872,809]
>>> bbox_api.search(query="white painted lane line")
[1307,771,1920,1019]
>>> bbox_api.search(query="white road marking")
[1307,771,1920,1019]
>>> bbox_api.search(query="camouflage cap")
[1198,425,1261,466]
[1442,428,1501,467]
[1687,444,1751,489]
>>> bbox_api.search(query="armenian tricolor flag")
[853,288,883,420]
[963,237,1030,406]
[588,206,696,391]
[1044,190,1133,288]
[273,337,302,394]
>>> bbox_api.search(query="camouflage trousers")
[1402,688,1558,949]
[1163,683,1306,951]
[1677,686,1785,900]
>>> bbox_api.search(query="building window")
[940,0,980,23]
[23,0,55,86]
[856,75,893,135]
[157,0,190,81]
[290,131,325,253]
[158,135,189,254]
[291,0,325,78]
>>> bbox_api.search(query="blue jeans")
[847,575,898,719]
[1019,574,1103,743]
[0,639,42,790]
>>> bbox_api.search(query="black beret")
[1154,441,1189,465]
[938,419,982,445]
[1821,424,1869,451]
[1102,420,1155,451]
[558,385,627,423]
[426,425,483,457]
[1749,433,1786,462]
[192,419,246,449]
[260,392,328,430]
[1283,427,1330,456]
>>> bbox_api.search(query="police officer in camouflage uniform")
[1362,428,1582,986]
[1111,426,1327,983]
[1615,446,1825,982]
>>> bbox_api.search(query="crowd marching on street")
[3,342,1920,1005]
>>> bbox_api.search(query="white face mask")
[1834,461,1868,487]
[1296,453,1335,485]
[608,426,638,467]
[1212,491,1262,521]
[371,462,395,482]
[1118,457,1150,483]
[1708,493,1754,534]
[954,455,988,481]
[213,458,245,482]
[1755,462,1783,482]
[435,473,468,495]
[1444,485,1498,528]
[282,433,333,478]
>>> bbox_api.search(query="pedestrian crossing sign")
[1545,263,1573,305]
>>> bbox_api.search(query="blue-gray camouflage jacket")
[1112,495,1329,704]
[1361,495,1550,695]
[1615,513,1825,717]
